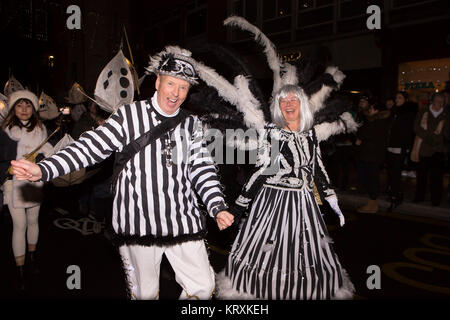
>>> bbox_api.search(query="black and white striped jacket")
[38,100,228,246]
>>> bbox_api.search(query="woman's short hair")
[396,91,409,101]
[431,92,445,102]
[270,84,314,132]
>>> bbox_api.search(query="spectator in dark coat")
[71,102,109,140]
[386,91,418,211]
[412,92,450,206]
[70,102,112,220]
[385,97,395,111]
[443,89,450,110]
[355,100,392,213]
[0,130,18,210]
[354,94,371,193]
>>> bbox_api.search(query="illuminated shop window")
[398,58,450,108]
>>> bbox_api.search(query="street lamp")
[48,55,55,68]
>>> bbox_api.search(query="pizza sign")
[404,81,435,90]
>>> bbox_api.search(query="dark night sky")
[0,0,449,103]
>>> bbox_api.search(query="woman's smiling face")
[14,99,33,121]
[280,92,300,125]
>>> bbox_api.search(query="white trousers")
[119,240,215,300]
[8,204,40,257]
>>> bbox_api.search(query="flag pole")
[123,26,141,97]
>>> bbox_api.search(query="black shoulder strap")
[125,109,188,156]
[110,108,190,192]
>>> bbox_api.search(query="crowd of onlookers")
[9,87,450,219]
[1,95,114,222]
[3,86,450,221]
[0,86,115,292]
[324,88,450,213]
[45,100,114,223]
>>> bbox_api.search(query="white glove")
[326,195,345,227]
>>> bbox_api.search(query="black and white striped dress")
[38,99,228,246]
[216,126,354,300]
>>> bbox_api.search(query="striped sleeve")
[234,128,272,210]
[188,117,228,218]
[38,107,126,182]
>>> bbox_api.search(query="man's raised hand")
[10,159,43,182]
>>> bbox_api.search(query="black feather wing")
[186,44,268,132]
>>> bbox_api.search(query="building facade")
[137,0,450,103]
[2,0,449,105]
[1,0,133,103]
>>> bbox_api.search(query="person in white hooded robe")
[0,90,54,291]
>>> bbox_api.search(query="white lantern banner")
[52,134,94,187]
[39,91,61,120]
[4,75,25,97]
[65,82,88,104]
[94,49,134,113]
[0,93,8,122]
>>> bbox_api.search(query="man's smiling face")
[155,74,190,114]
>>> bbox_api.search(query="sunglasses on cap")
[160,57,197,79]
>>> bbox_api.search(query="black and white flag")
[94,49,134,113]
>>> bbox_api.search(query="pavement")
[334,168,450,222]
[0,167,449,303]
[338,189,450,222]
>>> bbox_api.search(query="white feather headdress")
[224,16,347,115]
[145,46,199,85]
[146,45,266,130]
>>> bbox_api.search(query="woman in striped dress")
[216,85,355,300]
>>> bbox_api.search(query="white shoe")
[54,207,69,215]
[407,171,416,178]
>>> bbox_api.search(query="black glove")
[229,204,248,226]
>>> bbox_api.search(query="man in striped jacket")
[10,46,235,299]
